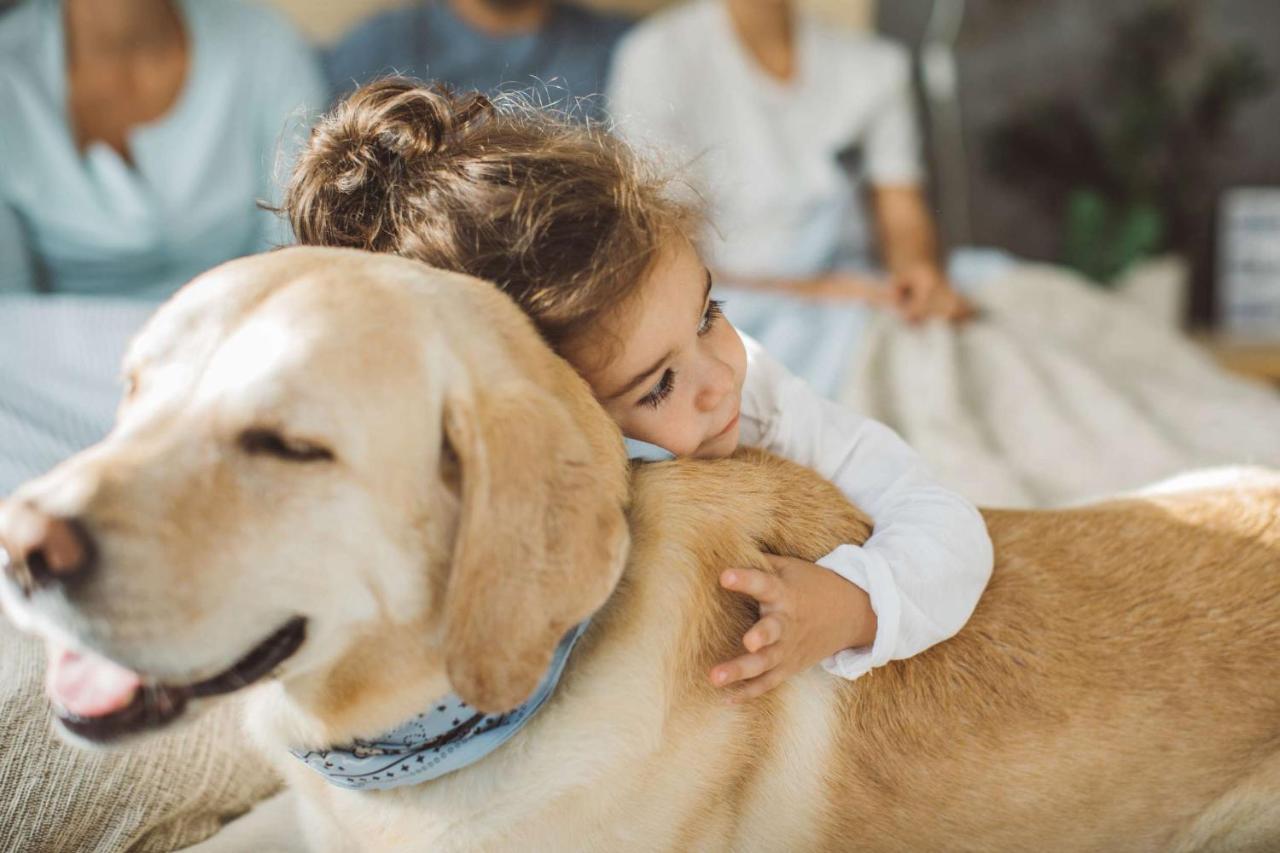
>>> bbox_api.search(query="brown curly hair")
[282,77,701,356]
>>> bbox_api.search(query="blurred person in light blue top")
[324,0,632,121]
[0,0,325,297]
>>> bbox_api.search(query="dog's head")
[0,248,630,746]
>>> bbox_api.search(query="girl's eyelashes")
[698,299,724,336]
[636,299,723,410]
[639,369,676,409]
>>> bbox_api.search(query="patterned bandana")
[290,439,675,791]
[290,621,589,791]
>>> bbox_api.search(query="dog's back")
[619,456,1280,851]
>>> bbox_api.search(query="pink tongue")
[46,645,143,718]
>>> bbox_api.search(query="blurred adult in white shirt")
[607,0,971,325]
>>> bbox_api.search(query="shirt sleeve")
[605,27,685,158]
[741,336,992,681]
[863,44,924,187]
[0,200,36,294]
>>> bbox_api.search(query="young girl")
[283,79,993,700]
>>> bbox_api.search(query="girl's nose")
[694,356,735,412]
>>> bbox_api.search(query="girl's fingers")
[710,644,782,687]
[727,667,789,703]
[720,568,782,604]
[743,615,783,653]
[760,553,794,571]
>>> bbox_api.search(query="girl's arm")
[742,336,993,681]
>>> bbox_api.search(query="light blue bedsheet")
[0,295,158,493]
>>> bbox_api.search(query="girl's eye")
[639,369,676,409]
[697,299,724,336]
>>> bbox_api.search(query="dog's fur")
[3,248,1280,852]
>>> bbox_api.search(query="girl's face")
[573,239,747,459]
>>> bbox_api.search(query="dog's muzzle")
[48,616,308,743]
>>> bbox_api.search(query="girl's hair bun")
[330,79,493,187]
[286,78,494,251]
[284,76,702,354]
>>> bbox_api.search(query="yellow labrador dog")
[2,248,1280,852]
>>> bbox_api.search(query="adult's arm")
[873,184,941,278]
[0,201,36,293]
[712,267,891,304]
[861,42,971,322]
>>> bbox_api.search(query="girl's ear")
[440,381,630,712]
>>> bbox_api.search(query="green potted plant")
[985,1,1269,286]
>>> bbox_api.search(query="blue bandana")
[290,440,675,791]
[290,621,589,790]
[623,438,677,463]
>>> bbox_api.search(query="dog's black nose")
[0,503,95,596]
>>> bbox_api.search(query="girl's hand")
[711,554,877,701]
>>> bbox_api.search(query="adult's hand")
[888,263,975,324]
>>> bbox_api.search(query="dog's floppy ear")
[441,380,629,712]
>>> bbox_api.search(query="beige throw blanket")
[0,618,280,852]
[840,263,1280,508]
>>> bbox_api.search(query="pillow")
[0,616,280,852]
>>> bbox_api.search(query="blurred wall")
[260,0,873,43]
[955,0,1280,323]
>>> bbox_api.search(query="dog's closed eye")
[238,428,335,463]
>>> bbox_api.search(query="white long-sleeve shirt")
[739,334,993,680]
